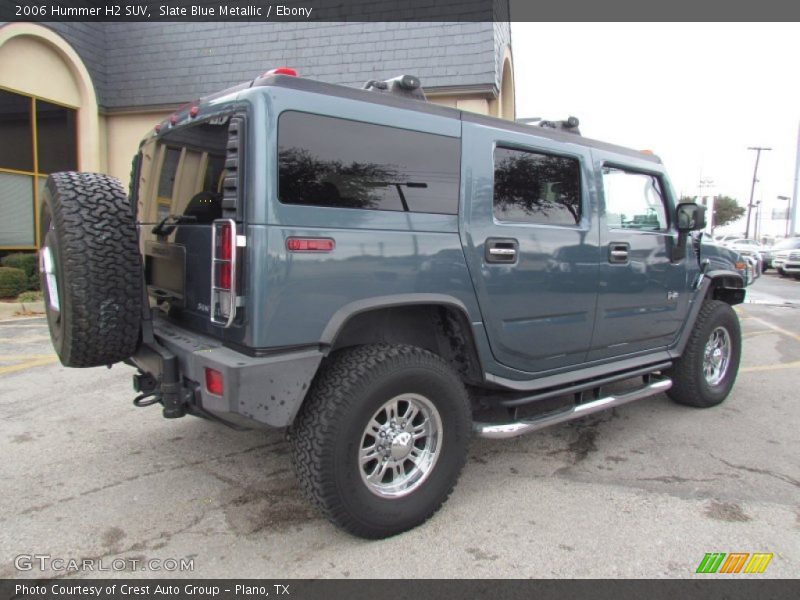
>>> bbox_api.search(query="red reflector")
[264,67,297,77]
[286,237,335,252]
[189,105,199,118]
[205,368,224,395]
[169,114,177,125]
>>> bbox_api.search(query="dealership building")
[0,21,514,251]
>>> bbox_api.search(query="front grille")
[789,251,800,261]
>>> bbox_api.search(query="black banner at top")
[1,0,799,22]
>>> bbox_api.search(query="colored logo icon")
[696,552,773,574]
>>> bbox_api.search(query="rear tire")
[666,300,741,408]
[39,172,142,367]
[288,344,471,539]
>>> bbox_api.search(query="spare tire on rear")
[39,172,143,367]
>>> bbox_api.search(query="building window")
[278,111,460,215]
[493,147,582,226]
[601,167,668,231]
[0,87,78,248]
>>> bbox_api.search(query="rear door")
[588,152,691,360]
[461,122,600,374]
[136,115,239,334]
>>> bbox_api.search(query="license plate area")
[145,241,186,305]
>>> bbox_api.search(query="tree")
[711,196,746,228]
[680,195,745,229]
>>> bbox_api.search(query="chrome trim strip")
[473,378,672,439]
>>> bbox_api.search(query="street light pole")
[745,146,771,239]
[778,195,791,237]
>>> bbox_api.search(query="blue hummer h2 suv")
[39,71,746,539]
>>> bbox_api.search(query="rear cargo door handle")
[485,238,519,264]
[608,242,630,264]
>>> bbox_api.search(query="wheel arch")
[320,295,484,385]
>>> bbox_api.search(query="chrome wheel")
[703,326,731,386]
[40,237,60,314]
[359,393,442,498]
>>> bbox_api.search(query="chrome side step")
[473,378,672,440]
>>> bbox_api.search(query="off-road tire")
[288,344,472,539]
[39,172,142,367]
[666,300,741,408]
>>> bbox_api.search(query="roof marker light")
[264,67,297,77]
[169,114,177,126]
[189,105,199,118]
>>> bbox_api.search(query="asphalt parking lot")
[1,275,798,579]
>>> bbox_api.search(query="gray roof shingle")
[2,20,510,110]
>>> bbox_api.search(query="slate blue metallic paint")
[149,82,717,393]
[230,83,707,381]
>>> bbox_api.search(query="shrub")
[17,290,43,303]
[0,267,28,298]
[1,252,38,280]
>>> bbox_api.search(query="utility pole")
[791,123,800,236]
[745,146,771,239]
[778,195,791,237]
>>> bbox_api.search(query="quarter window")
[493,147,582,226]
[278,111,460,215]
[602,167,668,231]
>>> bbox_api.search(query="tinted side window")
[493,147,582,226]
[278,111,460,214]
[602,167,668,231]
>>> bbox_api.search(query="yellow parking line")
[742,330,776,339]
[0,354,55,361]
[0,356,58,375]
[747,316,800,343]
[740,360,800,373]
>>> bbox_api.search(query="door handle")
[485,238,519,263]
[608,242,630,264]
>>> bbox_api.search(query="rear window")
[140,120,229,224]
[277,111,460,215]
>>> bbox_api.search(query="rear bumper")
[130,315,323,428]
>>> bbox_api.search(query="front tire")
[288,344,472,539]
[666,300,741,408]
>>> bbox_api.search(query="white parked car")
[771,238,800,277]
[725,239,764,276]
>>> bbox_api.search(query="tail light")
[211,219,242,327]
[205,368,224,396]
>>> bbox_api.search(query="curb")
[0,300,45,321]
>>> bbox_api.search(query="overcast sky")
[511,22,800,237]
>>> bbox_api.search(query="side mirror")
[676,202,706,232]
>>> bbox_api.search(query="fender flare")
[670,270,744,358]
[319,293,476,346]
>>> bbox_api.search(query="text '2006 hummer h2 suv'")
[39,70,746,539]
